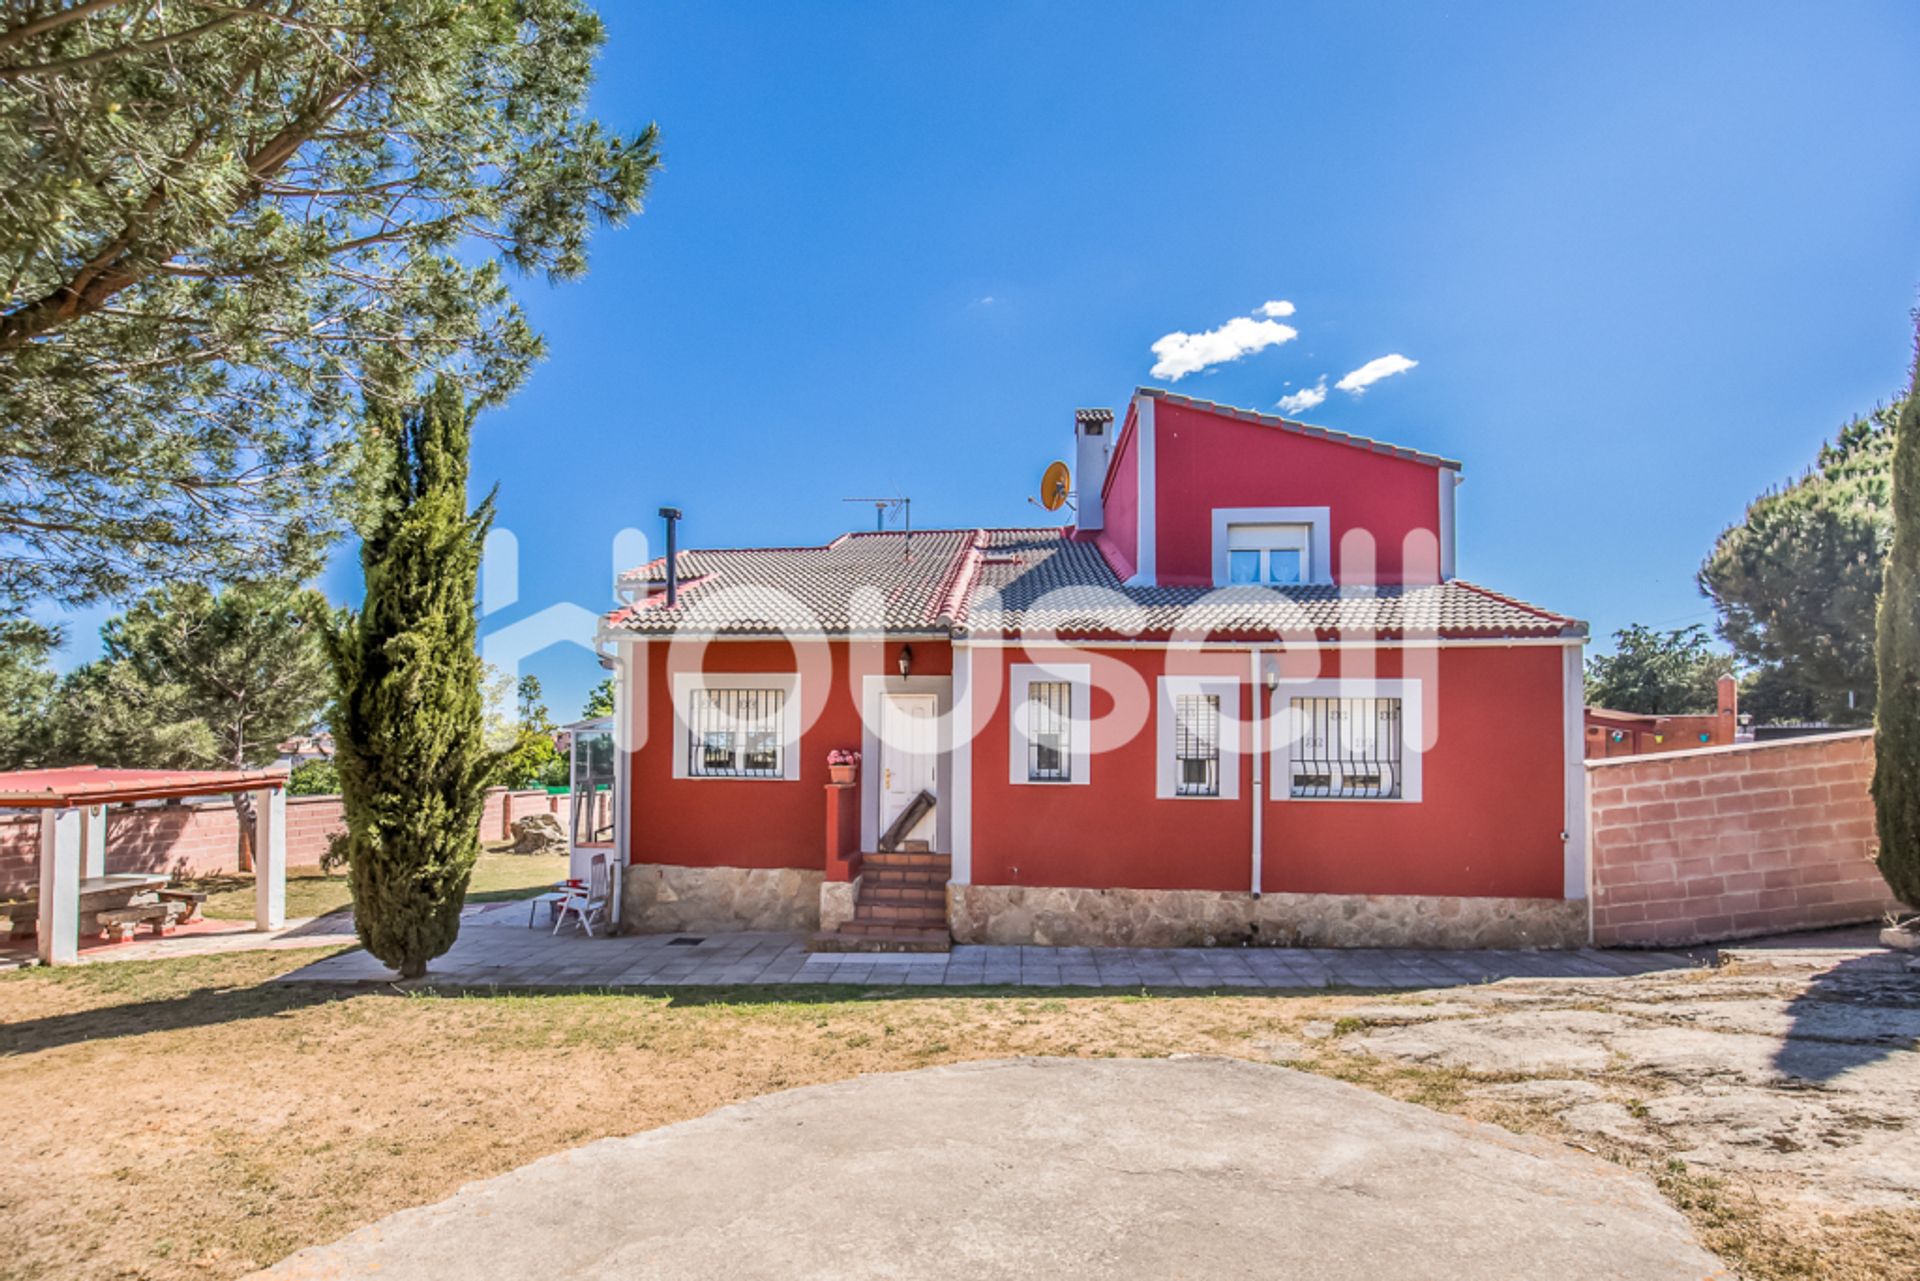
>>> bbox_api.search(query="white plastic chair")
[552,853,609,937]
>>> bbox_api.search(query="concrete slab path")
[276,901,1708,990]
[257,1057,1728,1281]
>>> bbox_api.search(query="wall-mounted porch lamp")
[898,645,914,677]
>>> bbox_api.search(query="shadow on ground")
[1773,952,1920,1082]
[0,981,351,1056]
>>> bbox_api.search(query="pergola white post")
[80,803,107,878]
[253,786,286,931]
[37,807,81,966]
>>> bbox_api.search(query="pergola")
[0,766,290,965]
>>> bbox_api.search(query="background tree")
[0,0,656,618]
[1874,337,1920,911]
[1699,399,1903,722]
[326,379,493,979]
[582,676,614,719]
[51,580,332,867]
[1585,623,1736,715]
[287,758,341,797]
[0,621,59,769]
[488,673,564,789]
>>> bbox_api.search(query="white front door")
[879,693,938,837]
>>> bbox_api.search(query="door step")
[812,848,952,952]
[809,924,950,953]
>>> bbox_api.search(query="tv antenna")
[842,495,913,558]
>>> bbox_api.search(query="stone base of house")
[618,863,821,934]
[819,877,859,934]
[946,884,1589,950]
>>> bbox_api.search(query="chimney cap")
[1074,407,1115,429]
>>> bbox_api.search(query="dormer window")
[1226,523,1310,586]
[1210,507,1332,587]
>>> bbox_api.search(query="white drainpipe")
[1250,648,1265,898]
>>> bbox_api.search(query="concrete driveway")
[259,1057,1726,1280]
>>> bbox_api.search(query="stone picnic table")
[4,873,200,942]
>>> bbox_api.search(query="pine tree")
[327,379,495,978]
[1873,329,1920,911]
[0,1,655,619]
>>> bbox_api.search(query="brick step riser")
[860,875,948,898]
[859,854,951,871]
[854,906,948,927]
[860,872,948,890]
[860,887,946,906]
[832,924,949,940]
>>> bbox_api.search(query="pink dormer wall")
[1094,402,1141,581]
[1099,394,1454,588]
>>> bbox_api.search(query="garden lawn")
[187,850,570,921]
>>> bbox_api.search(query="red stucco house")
[587,388,1590,950]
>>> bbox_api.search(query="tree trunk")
[230,790,256,874]
[398,956,428,980]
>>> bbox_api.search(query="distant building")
[274,733,334,770]
[1585,675,1738,759]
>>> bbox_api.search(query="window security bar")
[1027,680,1072,781]
[1174,693,1220,797]
[687,688,785,778]
[1288,696,1402,799]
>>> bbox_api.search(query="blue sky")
[49,2,1920,720]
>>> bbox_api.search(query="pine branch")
[0,0,139,55]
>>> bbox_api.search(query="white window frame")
[670,672,803,781]
[1009,662,1091,786]
[1156,675,1241,800]
[1270,677,1423,803]
[1211,506,1333,587]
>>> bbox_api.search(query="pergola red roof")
[0,766,288,808]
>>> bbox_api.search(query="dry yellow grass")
[0,949,1905,1281]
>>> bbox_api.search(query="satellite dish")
[1039,460,1071,512]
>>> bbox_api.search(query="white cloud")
[1256,300,1296,318]
[1150,314,1299,381]
[1334,353,1418,394]
[1276,378,1327,416]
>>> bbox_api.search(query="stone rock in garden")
[509,813,566,854]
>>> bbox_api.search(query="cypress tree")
[327,379,496,978]
[1873,329,1920,911]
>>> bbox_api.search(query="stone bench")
[96,899,189,943]
[156,889,208,923]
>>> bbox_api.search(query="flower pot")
[829,764,856,785]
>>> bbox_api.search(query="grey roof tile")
[607,527,1582,640]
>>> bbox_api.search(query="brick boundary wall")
[0,788,571,900]
[1587,730,1899,947]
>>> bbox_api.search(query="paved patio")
[277,900,1706,990]
[0,909,356,970]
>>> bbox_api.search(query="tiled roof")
[1138,387,1464,471]
[959,529,1578,638]
[611,529,976,634]
[606,527,1583,641]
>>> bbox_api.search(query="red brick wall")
[0,789,570,899]
[1588,730,1896,946]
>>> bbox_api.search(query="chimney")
[658,507,682,607]
[1074,408,1115,532]
[1716,673,1738,741]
